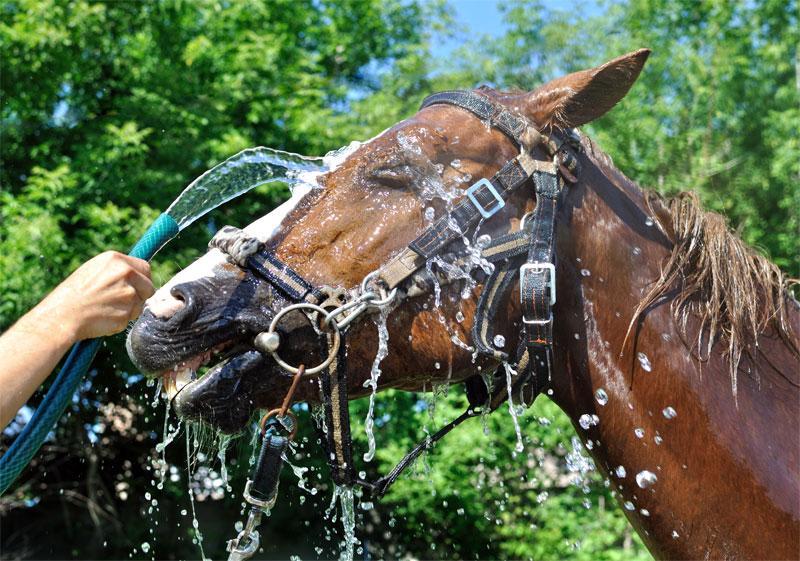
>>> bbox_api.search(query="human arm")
[0,251,154,428]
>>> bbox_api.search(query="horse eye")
[370,164,418,189]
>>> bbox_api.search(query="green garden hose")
[0,214,179,494]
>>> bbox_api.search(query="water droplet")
[615,465,627,478]
[579,414,598,430]
[476,234,492,248]
[640,508,650,516]
[537,417,551,427]
[141,542,150,553]
[624,500,635,510]
[635,428,645,438]
[662,406,677,419]
[580,268,591,277]
[654,436,663,445]
[615,312,621,317]
[434,362,441,369]
[636,470,658,488]
[574,333,580,340]
[451,158,462,169]
[595,389,608,406]
[645,217,654,227]
[455,311,465,323]
[582,498,592,509]
[493,334,506,348]
[633,247,641,255]
[662,333,671,342]
[672,530,680,539]
[537,491,549,504]
[637,352,652,372]
[425,207,435,221]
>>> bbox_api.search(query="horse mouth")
[159,339,239,401]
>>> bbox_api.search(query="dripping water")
[363,310,390,463]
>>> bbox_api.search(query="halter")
[211,90,581,520]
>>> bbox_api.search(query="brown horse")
[127,50,800,559]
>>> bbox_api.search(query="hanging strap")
[517,161,561,396]
[314,330,355,486]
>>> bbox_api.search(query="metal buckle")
[522,312,553,326]
[466,178,505,218]
[520,262,556,308]
[243,479,278,509]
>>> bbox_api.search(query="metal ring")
[260,408,298,440]
[361,271,397,307]
[520,211,535,230]
[267,303,340,375]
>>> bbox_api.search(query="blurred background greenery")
[1,0,796,559]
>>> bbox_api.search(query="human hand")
[36,251,155,342]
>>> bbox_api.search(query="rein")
[216,90,580,559]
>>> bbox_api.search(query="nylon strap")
[209,226,324,305]
[518,163,561,395]
[420,90,529,144]
[315,330,355,486]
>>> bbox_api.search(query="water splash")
[503,363,524,453]
[185,428,208,561]
[363,311,390,463]
[216,434,234,493]
[330,485,358,561]
[166,147,325,230]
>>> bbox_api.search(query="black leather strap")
[518,165,561,394]
[409,157,531,259]
[421,90,529,145]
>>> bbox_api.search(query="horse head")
[127,49,651,434]
[127,47,799,559]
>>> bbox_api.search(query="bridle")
[219,90,581,558]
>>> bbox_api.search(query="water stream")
[166,147,325,230]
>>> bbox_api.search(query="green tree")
[0,1,448,558]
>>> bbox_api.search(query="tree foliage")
[1,0,796,559]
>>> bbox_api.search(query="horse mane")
[581,134,799,396]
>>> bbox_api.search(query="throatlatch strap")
[209,225,324,304]
[317,331,355,486]
[518,162,561,394]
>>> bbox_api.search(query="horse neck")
[547,136,800,559]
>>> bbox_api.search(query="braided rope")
[209,225,262,267]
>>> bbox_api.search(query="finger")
[128,270,156,301]
[114,253,152,279]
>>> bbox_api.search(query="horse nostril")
[168,285,198,323]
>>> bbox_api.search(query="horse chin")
[171,350,273,435]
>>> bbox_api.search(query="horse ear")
[523,49,651,129]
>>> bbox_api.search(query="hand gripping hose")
[0,213,179,494]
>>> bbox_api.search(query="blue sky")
[435,0,602,57]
